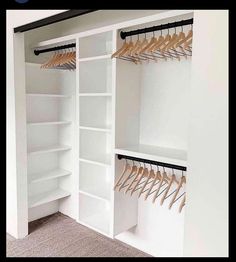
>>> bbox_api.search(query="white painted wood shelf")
[79,187,110,202]
[26,93,72,98]
[115,144,187,167]
[79,155,111,167]
[28,145,71,155]
[29,169,71,184]
[79,93,112,97]
[27,121,72,126]
[28,188,71,208]
[79,212,110,236]
[79,125,111,132]
[78,54,112,62]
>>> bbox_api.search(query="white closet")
[8,10,228,257]
[25,10,192,253]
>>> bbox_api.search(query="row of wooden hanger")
[41,48,76,70]
[114,159,186,213]
[111,25,193,64]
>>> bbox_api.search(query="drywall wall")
[184,10,228,257]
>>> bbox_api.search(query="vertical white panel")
[14,33,28,238]
[184,10,228,257]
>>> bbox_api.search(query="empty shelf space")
[79,189,109,203]
[28,188,71,208]
[79,212,110,237]
[79,191,110,235]
[27,121,72,126]
[79,156,111,167]
[29,168,71,184]
[26,94,72,98]
[115,144,187,167]
[28,145,71,155]
[79,93,112,97]
[79,54,112,62]
[79,125,111,132]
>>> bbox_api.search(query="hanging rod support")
[34,43,76,56]
[120,18,193,40]
[117,154,187,171]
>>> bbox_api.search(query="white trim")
[33,10,193,49]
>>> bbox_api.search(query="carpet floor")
[7,212,150,257]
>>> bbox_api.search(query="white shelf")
[79,156,111,167]
[79,54,111,62]
[79,93,112,97]
[26,94,72,98]
[29,168,71,184]
[79,125,111,132]
[27,121,72,126]
[115,144,187,167]
[28,188,71,208]
[79,188,109,202]
[28,145,71,155]
[79,212,110,236]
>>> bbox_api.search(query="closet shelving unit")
[77,30,114,236]
[24,9,193,255]
[25,55,76,221]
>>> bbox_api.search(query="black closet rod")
[120,18,193,40]
[117,154,187,171]
[34,43,76,56]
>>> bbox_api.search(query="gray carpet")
[7,212,151,257]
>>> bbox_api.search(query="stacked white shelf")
[78,31,113,236]
[26,62,75,222]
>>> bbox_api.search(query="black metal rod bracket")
[117,154,187,171]
[34,43,76,56]
[120,18,193,40]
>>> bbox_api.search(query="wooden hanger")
[41,51,58,68]
[125,164,144,194]
[135,34,149,55]
[152,168,169,203]
[130,166,149,196]
[114,160,131,190]
[118,37,134,58]
[175,26,193,49]
[111,39,129,58]
[138,164,155,198]
[179,195,186,213]
[160,170,178,205]
[144,168,161,200]
[169,175,186,209]
[118,162,138,191]
[139,31,158,54]
[130,36,142,56]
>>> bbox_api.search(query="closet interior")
[23,10,193,256]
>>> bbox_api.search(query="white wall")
[184,10,228,257]
[7,10,67,238]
